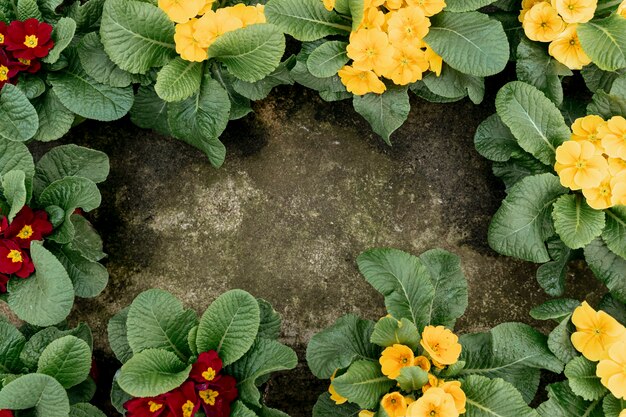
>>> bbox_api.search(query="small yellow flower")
[385,0,405,10]
[618,0,626,17]
[422,373,444,394]
[620,410,626,417]
[611,171,626,206]
[414,355,431,372]
[583,176,615,209]
[380,344,415,379]
[381,392,409,417]
[228,4,264,27]
[405,0,447,16]
[338,65,387,95]
[555,140,609,190]
[599,116,626,160]
[174,19,208,62]
[328,369,347,405]
[523,2,566,42]
[608,158,626,176]
[387,6,431,46]
[323,0,336,11]
[383,44,429,85]
[159,0,205,23]
[194,9,243,48]
[554,0,597,23]
[420,326,462,367]
[441,381,466,414]
[347,28,395,74]
[571,115,606,154]
[549,24,592,69]
[519,0,549,22]
[365,0,386,7]
[596,339,626,399]
[407,387,459,417]
[571,301,626,361]
[358,7,386,30]
[359,411,375,417]
[198,0,215,16]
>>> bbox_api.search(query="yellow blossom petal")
[379,344,415,379]
[420,326,462,366]
[523,2,566,42]
[571,301,626,361]
[554,0,597,23]
[548,24,592,69]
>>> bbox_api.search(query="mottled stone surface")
[15,86,603,416]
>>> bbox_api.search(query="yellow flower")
[381,393,409,417]
[611,171,626,206]
[596,339,626,399]
[420,326,462,367]
[338,65,387,95]
[554,0,597,23]
[618,0,626,17]
[365,0,386,7]
[583,176,615,209]
[407,387,459,417]
[383,44,429,85]
[441,381,466,414]
[523,2,566,42]
[422,373,444,394]
[198,0,214,16]
[380,344,415,379]
[174,19,208,62]
[620,410,626,417]
[414,355,431,372]
[405,0,447,16]
[608,158,626,176]
[571,301,626,361]
[329,369,347,405]
[387,6,431,46]
[359,411,375,417]
[599,116,626,159]
[554,140,609,190]
[549,24,592,69]
[571,115,606,154]
[228,4,264,27]
[194,9,243,48]
[385,0,405,10]
[424,44,443,76]
[519,0,549,22]
[159,0,205,23]
[323,0,336,11]
[347,29,394,74]
[358,7,386,30]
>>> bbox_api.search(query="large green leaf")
[65,215,106,262]
[530,299,580,322]
[0,321,26,374]
[370,317,420,351]
[0,374,69,417]
[538,381,603,417]
[353,86,410,145]
[257,298,281,340]
[117,349,192,397]
[107,307,132,364]
[604,396,626,417]
[265,0,351,41]
[552,194,605,250]
[19,324,93,369]
[422,64,485,104]
[32,90,75,142]
[496,81,570,165]
[52,246,108,298]
[17,0,42,20]
[333,360,395,409]
[100,0,176,74]
[603,206,626,258]
[578,15,626,72]
[130,86,172,136]
[536,237,574,297]
[196,289,260,366]
[43,17,77,65]
[564,356,607,401]
[445,0,498,11]
[39,177,101,212]
[2,170,27,221]
[7,242,75,326]
[307,41,349,78]
[312,393,362,417]
[547,315,578,364]
[69,403,107,417]
[462,375,538,417]
[155,58,203,102]
[77,32,133,88]
[0,84,38,142]
[585,238,626,303]
[208,24,286,83]
[0,139,33,180]
[474,114,523,162]
[488,173,567,263]
[306,314,380,379]
[37,336,91,389]
[424,11,509,77]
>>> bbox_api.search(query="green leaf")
[357,248,435,329]
[130,86,172,136]
[2,170,26,221]
[66,0,105,33]
[353,85,410,145]
[333,360,395,409]
[232,56,295,101]
[0,139,34,181]
[538,381,603,417]
[69,403,107,417]
[585,238,626,303]
[552,194,606,250]
[370,317,420,351]
[126,289,196,360]
[0,374,69,417]
[306,314,380,379]
[66,378,96,405]
[587,89,626,119]
[536,237,574,297]
[492,152,552,190]
[564,356,607,401]
[196,289,260,366]
[0,321,26,374]
[257,298,281,340]
[0,84,39,142]
[496,81,570,165]
[66,215,106,262]
[7,242,74,326]
[227,338,297,407]
[424,11,509,77]
[530,299,580,321]
[599,293,626,325]
[265,0,351,42]
[548,315,578,364]
[578,15,626,72]
[37,336,91,389]
[581,64,625,93]
[445,0,497,11]
[462,375,538,417]
[312,393,362,417]
[52,246,108,298]
[77,32,133,88]
[603,396,626,417]
[44,17,77,65]
[32,89,75,142]
[603,206,626,258]
[307,41,349,78]
[16,75,45,100]
[474,114,523,163]
[155,58,203,102]
[488,173,567,263]
[110,374,133,415]
[396,366,429,392]
[208,24,285,83]
[117,349,192,397]
[100,0,176,74]
[39,177,101,212]
[48,49,134,122]
[108,307,132,364]
[231,400,257,417]
[19,324,92,369]
[17,0,42,20]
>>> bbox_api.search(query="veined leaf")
[585,238,626,303]
[32,89,75,142]
[333,360,395,409]
[0,84,39,142]
[307,41,349,78]
[353,86,410,145]
[370,317,420,351]
[0,321,26,374]
[462,375,538,417]
[552,194,605,250]
[77,32,133,88]
[564,356,607,401]
[265,0,351,41]
[603,206,626,258]
[312,393,362,417]
[445,0,498,11]
[37,335,92,389]
[108,307,132,364]
[118,349,192,397]
[43,17,77,64]
[578,15,626,72]
[0,374,69,417]
[155,58,203,102]
[474,114,522,162]
[538,381,603,417]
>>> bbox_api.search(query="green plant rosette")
[0,141,109,326]
[0,318,106,417]
[474,80,626,301]
[108,288,297,417]
[307,247,564,417]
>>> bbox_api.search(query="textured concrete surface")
[13,85,603,416]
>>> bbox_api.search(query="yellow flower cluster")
[571,302,626,401]
[323,0,446,96]
[159,0,266,62]
[554,115,626,209]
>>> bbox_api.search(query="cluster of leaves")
[108,288,297,417]
[307,248,565,417]
[0,0,135,143]
[0,318,106,417]
[265,0,510,143]
[0,141,109,326]
[530,295,626,417]
[474,80,626,301]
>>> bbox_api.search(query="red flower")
[197,376,238,417]
[189,351,223,384]
[6,206,53,248]
[166,382,200,417]
[0,410,14,417]
[124,395,171,417]
[0,216,8,237]
[14,57,41,74]
[5,19,54,60]
[0,22,7,46]
[0,240,34,278]
[0,274,9,294]
[0,50,19,89]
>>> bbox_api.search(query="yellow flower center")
[17,225,34,239]
[18,58,30,65]
[202,367,217,381]
[199,389,219,406]
[576,161,586,168]
[148,401,163,413]
[600,187,610,196]
[366,47,376,57]
[569,39,576,46]
[24,35,38,48]
[390,398,397,404]
[182,400,194,417]
[430,411,437,417]
[0,34,4,44]
[568,4,575,9]
[7,250,22,263]
[0,65,8,82]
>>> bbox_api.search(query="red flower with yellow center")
[6,206,54,248]
[0,22,7,45]
[124,394,171,417]
[166,382,200,417]
[0,240,34,278]
[189,351,223,384]
[5,18,54,61]
[15,57,41,74]
[197,375,238,417]
[0,50,19,89]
